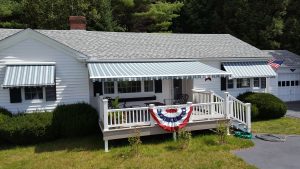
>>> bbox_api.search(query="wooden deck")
[100,118,229,141]
[95,90,251,152]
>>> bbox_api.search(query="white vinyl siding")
[0,38,89,113]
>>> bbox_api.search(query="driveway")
[235,136,300,169]
[285,101,300,118]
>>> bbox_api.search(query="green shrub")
[128,128,142,157]
[216,120,228,144]
[0,103,98,145]
[52,103,98,137]
[237,92,287,120]
[0,112,55,144]
[177,128,192,150]
[0,107,12,117]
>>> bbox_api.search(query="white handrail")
[227,93,251,132]
[97,91,251,132]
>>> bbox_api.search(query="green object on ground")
[234,131,252,139]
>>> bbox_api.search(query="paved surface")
[235,136,300,169]
[286,101,300,118]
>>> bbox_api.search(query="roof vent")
[69,16,86,30]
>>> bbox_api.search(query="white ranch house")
[0,17,286,151]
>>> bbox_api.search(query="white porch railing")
[97,90,251,132]
[107,107,151,129]
[228,93,251,132]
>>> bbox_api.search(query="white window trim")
[19,86,56,103]
[22,87,45,104]
[99,80,156,98]
[144,80,154,93]
[226,78,268,90]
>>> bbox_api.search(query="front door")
[173,79,182,99]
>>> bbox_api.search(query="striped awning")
[88,62,231,81]
[222,62,277,78]
[2,64,55,87]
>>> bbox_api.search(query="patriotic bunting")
[150,106,193,132]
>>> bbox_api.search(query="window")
[144,80,154,92]
[9,88,22,103]
[282,81,286,87]
[221,77,227,91]
[24,87,43,100]
[286,81,290,86]
[278,81,281,87]
[227,79,234,89]
[237,78,250,88]
[291,81,295,86]
[104,82,114,94]
[253,78,260,87]
[93,81,103,96]
[118,81,141,93]
[296,80,299,86]
[46,86,56,101]
[261,77,266,89]
[155,80,162,93]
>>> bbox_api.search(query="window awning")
[2,64,55,88]
[222,62,277,78]
[88,62,231,81]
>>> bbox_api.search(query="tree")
[133,1,183,32]
[174,0,288,49]
[0,0,24,28]
[281,0,300,54]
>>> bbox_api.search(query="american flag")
[268,58,284,70]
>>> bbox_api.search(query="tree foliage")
[0,0,300,54]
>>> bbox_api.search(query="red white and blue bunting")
[150,106,193,132]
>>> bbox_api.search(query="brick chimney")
[69,16,86,30]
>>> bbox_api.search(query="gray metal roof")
[88,61,231,81]
[0,28,269,61]
[263,50,300,67]
[2,64,55,87]
[222,62,276,78]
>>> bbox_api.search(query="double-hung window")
[227,79,234,89]
[104,82,114,94]
[237,78,250,88]
[118,81,141,93]
[253,78,260,88]
[25,87,43,100]
[144,80,154,92]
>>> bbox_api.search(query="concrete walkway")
[286,101,300,118]
[235,136,300,169]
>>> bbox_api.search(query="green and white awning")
[222,62,276,78]
[2,64,55,88]
[88,62,231,81]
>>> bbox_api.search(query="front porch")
[95,89,251,152]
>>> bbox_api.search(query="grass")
[0,132,256,169]
[252,117,300,135]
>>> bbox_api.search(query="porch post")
[224,92,230,119]
[104,139,109,152]
[103,98,109,131]
[245,103,251,133]
[98,95,103,122]
[149,104,155,127]
[173,132,177,141]
[224,92,230,135]
[209,90,214,118]
[187,102,193,122]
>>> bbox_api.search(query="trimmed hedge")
[52,103,98,137]
[0,112,55,144]
[237,92,287,120]
[0,103,99,145]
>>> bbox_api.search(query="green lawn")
[0,133,256,169]
[1,117,299,169]
[252,117,300,135]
